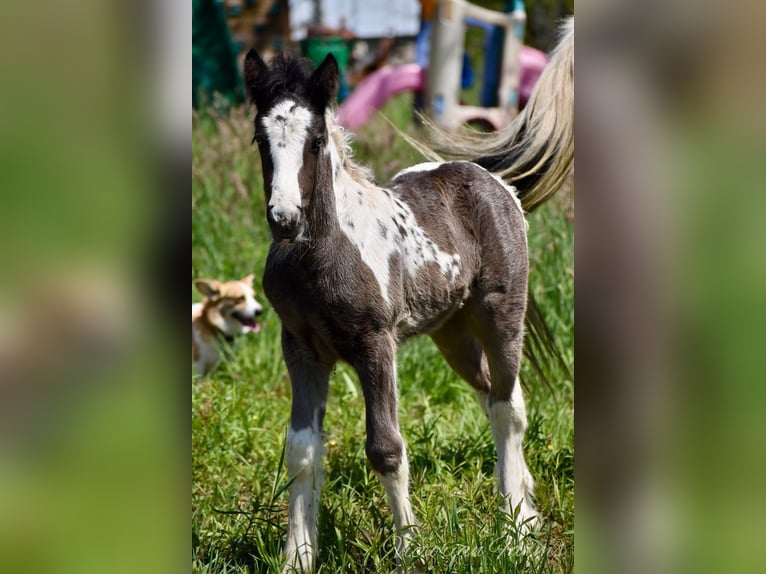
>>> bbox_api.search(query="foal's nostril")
[268,206,294,224]
[267,207,300,240]
[274,217,297,234]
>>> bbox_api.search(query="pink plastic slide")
[336,64,426,131]
[518,45,548,109]
[336,47,548,132]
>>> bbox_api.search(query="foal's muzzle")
[267,205,302,243]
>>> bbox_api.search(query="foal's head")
[244,51,340,244]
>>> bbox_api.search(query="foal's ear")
[244,49,268,104]
[195,279,221,299]
[308,53,339,110]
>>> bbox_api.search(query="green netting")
[192,0,245,110]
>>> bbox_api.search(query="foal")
[243,23,572,566]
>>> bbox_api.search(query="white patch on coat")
[376,451,417,559]
[284,416,325,573]
[488,380,539,531]
[332,162,462,304]
[393,161,444,177]
[263,100,313,222]
[398,161,528,232]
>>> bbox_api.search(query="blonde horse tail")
[445,16,574,212]
[402,18,575,389]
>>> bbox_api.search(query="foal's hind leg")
[489,375,539,532]
[354,331,417,568]
[281,328,332,573]
[430,312,492,417]
[469,295,540,533]
[438,293,539,540]
[432,312,537,528]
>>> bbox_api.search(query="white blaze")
[263,100,313,220]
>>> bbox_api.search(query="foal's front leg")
[281,328,332,573]
[355,332,417,567]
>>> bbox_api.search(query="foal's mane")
[326,112,374,185]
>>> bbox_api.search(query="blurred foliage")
[193,0,245,109]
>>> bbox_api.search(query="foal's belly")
[264,245,472,359]
[395,279,471,340]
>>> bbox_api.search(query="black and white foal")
[245,51,539,572]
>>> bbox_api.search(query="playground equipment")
[426,0,526,131]
[301,35,352,102]
[192,0,245,108]
[336,45,545,132]
[336,0,540,133]
[337,64,426,131]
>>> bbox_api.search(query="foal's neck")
[308,128,375,243]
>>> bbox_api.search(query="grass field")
[192,94,574,573]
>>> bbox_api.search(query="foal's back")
[386,160,528,292]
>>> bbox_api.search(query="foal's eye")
[312,135,325,152]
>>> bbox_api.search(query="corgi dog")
[192,274,263,376]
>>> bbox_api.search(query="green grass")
[192,94,573,573]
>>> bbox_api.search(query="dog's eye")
[312,135,325,152]
[252,133,265,146]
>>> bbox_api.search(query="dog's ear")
[242,273,255,287]
[195,279,221,298]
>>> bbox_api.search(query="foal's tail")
[390,17,574,212]
[475,17,575,389]
[395,17,575,388]
[472,16,574,212]
[433,17,575,388]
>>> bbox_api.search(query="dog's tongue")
[235,313,261,333]
[243,318,260,333]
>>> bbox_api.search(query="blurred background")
[192,0,574,121]
[1,0,765,572]
[575,1,766,573]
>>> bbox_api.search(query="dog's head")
[194,274,263,337]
